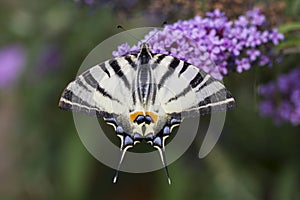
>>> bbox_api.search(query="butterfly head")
[140,42,150,50]
[138,43,152,64]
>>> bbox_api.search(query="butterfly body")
[59,42,235,184]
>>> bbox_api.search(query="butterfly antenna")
[157,147,171,185]
[113,147,128,184]
[145,21,168,44]
[117,25,140,42]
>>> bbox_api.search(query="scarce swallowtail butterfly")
[59,39,236,184]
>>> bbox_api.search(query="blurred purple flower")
[291,90,300,104]
[206,9,225,18]
[235,16,248,27]
[259,100,275,116]
[259,55,270,66]
[112,43,136,57]
[0,45,26,88]
[113,8,284,79]
[35,45,62,74]
[245,27,262,47]
[261,31,270,43]
[269,29,284,45]
[246,8,266,26]
[258,67,300,125]
[229,38,243,56]
[258,82,276,97]
[278,75,291,94]
[236,58,250,73]
[247,49,260,61]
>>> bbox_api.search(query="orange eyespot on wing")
[145,111,158,123]
[129,111,158,123]
[129,111,144,122]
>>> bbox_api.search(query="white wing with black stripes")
[59,55,137,118]
[151,54,236,118]
[58,42,236,185]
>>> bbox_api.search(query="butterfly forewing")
[59,55,137,118]
[151,54,236,118]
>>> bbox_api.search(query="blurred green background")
[0,0,300,200]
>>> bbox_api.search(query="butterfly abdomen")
[136,65,155,105]
[136,44,157,106]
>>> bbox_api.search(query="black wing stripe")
[151,83,157,104]
[169,58,180,69]
[169,98,235,116]
[167,87,236,116]
[60,89,95,109]
[152,54,168,70]
[96,85,122,103]
[166,86,191,103]
[155,54,166,64]
[98,63,111,78]
[82,71,99,89]
[82,70,121,103]
[196,88,234,109]
[178,62,190,77]
[190,72,204,88]
[125,55,137,68]
[96,85,112,99]
[198,96,211,107]
[75,78,91,92]
[197,98,236,114]
[109,59,122,75]
[59,100,110,118]
[109,59,130,89]
[132,89,136,105]
[158,58,180,89]
[152,54,167,70]
[197,88,226,107]
[196,78,215,92]
[226,90,234,99]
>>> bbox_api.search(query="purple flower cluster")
[0,45,26,89]
[258,67,300,125]
[113,8,284,79]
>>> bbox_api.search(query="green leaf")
[279,23,300,33]
[276,35,300,49]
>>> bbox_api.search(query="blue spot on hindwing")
[124,136,133,146]
[163,126,170,135]
[153,137,162,147]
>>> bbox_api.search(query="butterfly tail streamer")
[113,147,130,184]
[157,147,171,185]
